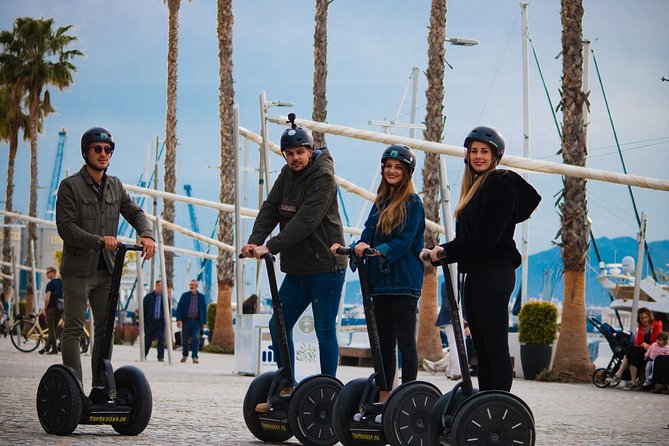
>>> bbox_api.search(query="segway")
[332,247,441,446]
[428,252,535,445]
[241,253,343,446]
[36,243,152,436]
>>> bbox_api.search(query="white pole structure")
[136,251,146,362]
[265,115,669,192]
[155,216,174,365]
[629,212,647,333]
[259,91,272,198]
[0,261,47,275]
[520,2,531,306]
[233,104,244,318]
[409,66,420,140]
[30,240,38,313]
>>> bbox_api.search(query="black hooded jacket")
[440,169,541,273]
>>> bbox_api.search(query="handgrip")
[422,249,446,261]
[239,252,275,262]
[336,247,376,256]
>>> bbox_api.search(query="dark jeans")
[145,322,165,360]
[46,307,63,352]
[463,266,515,391]
[182,319,201,359]
[269,269,345,381]
[372,294,418,389]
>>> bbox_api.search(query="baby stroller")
[589,316,633,388]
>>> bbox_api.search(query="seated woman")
[609,307,663,390]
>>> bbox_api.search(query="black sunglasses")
[89,145,114,155]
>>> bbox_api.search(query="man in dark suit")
[143,280,166,362]
[176,280,207,364]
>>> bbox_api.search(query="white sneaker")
[423,359,437,374]
[353,412,363,422]
[374,414,383,424]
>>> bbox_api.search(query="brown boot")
[255,401,270,413]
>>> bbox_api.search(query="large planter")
[520,344,553,380]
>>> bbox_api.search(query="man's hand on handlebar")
[139,237,156,259]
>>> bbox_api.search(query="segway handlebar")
[238,252,276,262]
[422,249,447,262]
[335,247,377,256]
[119,243,144,252]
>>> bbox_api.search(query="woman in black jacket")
[422,126,541,391]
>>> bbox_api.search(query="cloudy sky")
[2,0,668,297]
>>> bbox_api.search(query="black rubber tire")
[383,381,441,446]
[36,364,83,435]
[288,375,342,446]
[243,371,293,443]
[332,377,377,446]
[111,365,153,435]
[592,368,610,388]
[10,319,41,352]
[451,392,535,446]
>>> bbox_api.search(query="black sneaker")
[39,347,49,355]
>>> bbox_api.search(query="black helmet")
[81,127,115,154]
[463,126,505,159]
[280,114,313,151]
[381,144,416,173]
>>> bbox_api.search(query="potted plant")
[518,300,558,380]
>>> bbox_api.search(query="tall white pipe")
[520,2,531,306]
[629,212,647,333]
[156,217,174,365]
[259,91,272,197]
[234,104,244,318]
[409,66,420,140]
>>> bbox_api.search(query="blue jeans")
[269,269,345,380]
[182,319,201,359]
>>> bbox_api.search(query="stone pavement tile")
[1,337,667,445]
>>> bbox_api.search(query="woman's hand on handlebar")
[240,243,257,258]
[354,242,371,257]
[420,246,444,263]
[250,245,270,259]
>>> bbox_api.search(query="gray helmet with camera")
[280,113,313,151]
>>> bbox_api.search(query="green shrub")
[518,301,558,345]
[207,302,216,333]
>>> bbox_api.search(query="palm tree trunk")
[2,134,18,295]
[212,0,235,351]
[312,0,329,148]
[26,91,40,294]
[417,0,448,362]
[162,0,180,294]
[552,0,593,381]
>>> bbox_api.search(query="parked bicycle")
[9,314,90,354]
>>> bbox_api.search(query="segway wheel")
[592,368,610,388]
[36,364,83,435]
[383,381,441,446]
[288,375,342,446]
[112,365,153,435]
[451,392,535,446]
[243,371,293,442]
[332,377,375,446]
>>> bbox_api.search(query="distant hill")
[343,237,669,307]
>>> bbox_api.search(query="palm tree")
[312,0,331,148]
[0,17,82,294]
[417,0,447,362]
[162,0,182,299]
[211,0,235,351]
[551,0,594,381]
[0,83,28,295]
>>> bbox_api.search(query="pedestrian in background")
[143,280,166,362]
[176,280,207,364]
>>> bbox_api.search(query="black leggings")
[463,267,515,391]
[372,295,418,389]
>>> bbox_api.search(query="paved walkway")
[0,336,667,445]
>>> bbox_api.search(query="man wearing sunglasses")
[56,126,156,402]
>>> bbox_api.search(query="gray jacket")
[56,165,153,277]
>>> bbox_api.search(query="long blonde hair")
[454,148,500,219]
[375,164,416,235]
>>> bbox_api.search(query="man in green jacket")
[56,126,155,402]
[241,116,346,398]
